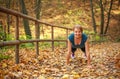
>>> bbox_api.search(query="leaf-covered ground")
[0,42,120,79]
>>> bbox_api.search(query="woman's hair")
[73,25,83,32]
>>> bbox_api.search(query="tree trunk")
[35,0,41,39]
[118,0,120,8]
[90,0,97,33]
[99,0,104,35]
[0,21,3,41]
[6,0,11,34]
[104,0,113,34]
[82,0,86,6]
[19,0,32,39]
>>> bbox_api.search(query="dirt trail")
[0,42,120,79]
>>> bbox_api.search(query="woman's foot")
[71,53,75,59]
[82,54,87,60]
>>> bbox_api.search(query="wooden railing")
[0,6,72,64]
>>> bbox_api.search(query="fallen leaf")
[61,74,69,79]
[38,75,46,79]
[2,63,7,68]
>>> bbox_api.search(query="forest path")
[0,42,120,79]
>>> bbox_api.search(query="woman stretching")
[66,25,92,68]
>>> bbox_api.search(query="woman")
[66,25,91,68]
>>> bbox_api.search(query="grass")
[0,53,11,61]
[0,47,12,61]
[115,36,120,42]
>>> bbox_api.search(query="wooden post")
[15,16,19,64]
[66,29,68,48]
[35,22,39,55]
[51,26,54,51]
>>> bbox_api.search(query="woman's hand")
[87,64,93,69]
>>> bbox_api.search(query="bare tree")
[99,0,104,35]
[118,0,120,8]
[104,0,113,34]
[90,0,97,33]
[6,0,11,34]
[19,0,32,39]
[34,0,41,38]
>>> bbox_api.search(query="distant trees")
[99,0,105,35]
[0,21,5,41]
[90,0,97,33]
[89,0,114,35]
[0,0,43,40]
[0,0,119,38]
[6,0,11,34]
[104,0,113,34]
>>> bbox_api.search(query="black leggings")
[72,47,86,55]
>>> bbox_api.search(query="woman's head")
[73,25,83,38]
[73,25,83,32]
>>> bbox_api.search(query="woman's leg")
[81,47,86,56]
[71,47,77,58]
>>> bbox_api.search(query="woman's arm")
[85,39,91,65]
[66,39,72,65]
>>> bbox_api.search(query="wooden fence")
[0,6,73,64]
[0,7,110,64]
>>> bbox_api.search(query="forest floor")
[0,1,120,79]
[0,42,120,79]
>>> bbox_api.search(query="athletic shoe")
[71,53,75,59]
[82,54,87,60]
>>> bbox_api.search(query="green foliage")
[43,34,50,39]
[57,0,63,8]
[55,35,65,40]
[116,37,120,42]
[38,42,66,50]
[84,30,109,43]
[20,35,33,40]
[0,31,4,42]
[20,43,34,49]
[84,30,105,42]
[0,24,5,41]
[0,23,14,41]
[20,35,26,40]
[54,42,66,47]
[95,35,100,41]
[67,10,72,15]
[0,53,11,61]
[83,30,95,35]
[6,34,14,41]
[39,42,51,49]
[20,35,34,48]
[91,34,108,43]
[0,32,14,41]
[0,47,11,61]
[26,35,32,39]
[64,9,88,26]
